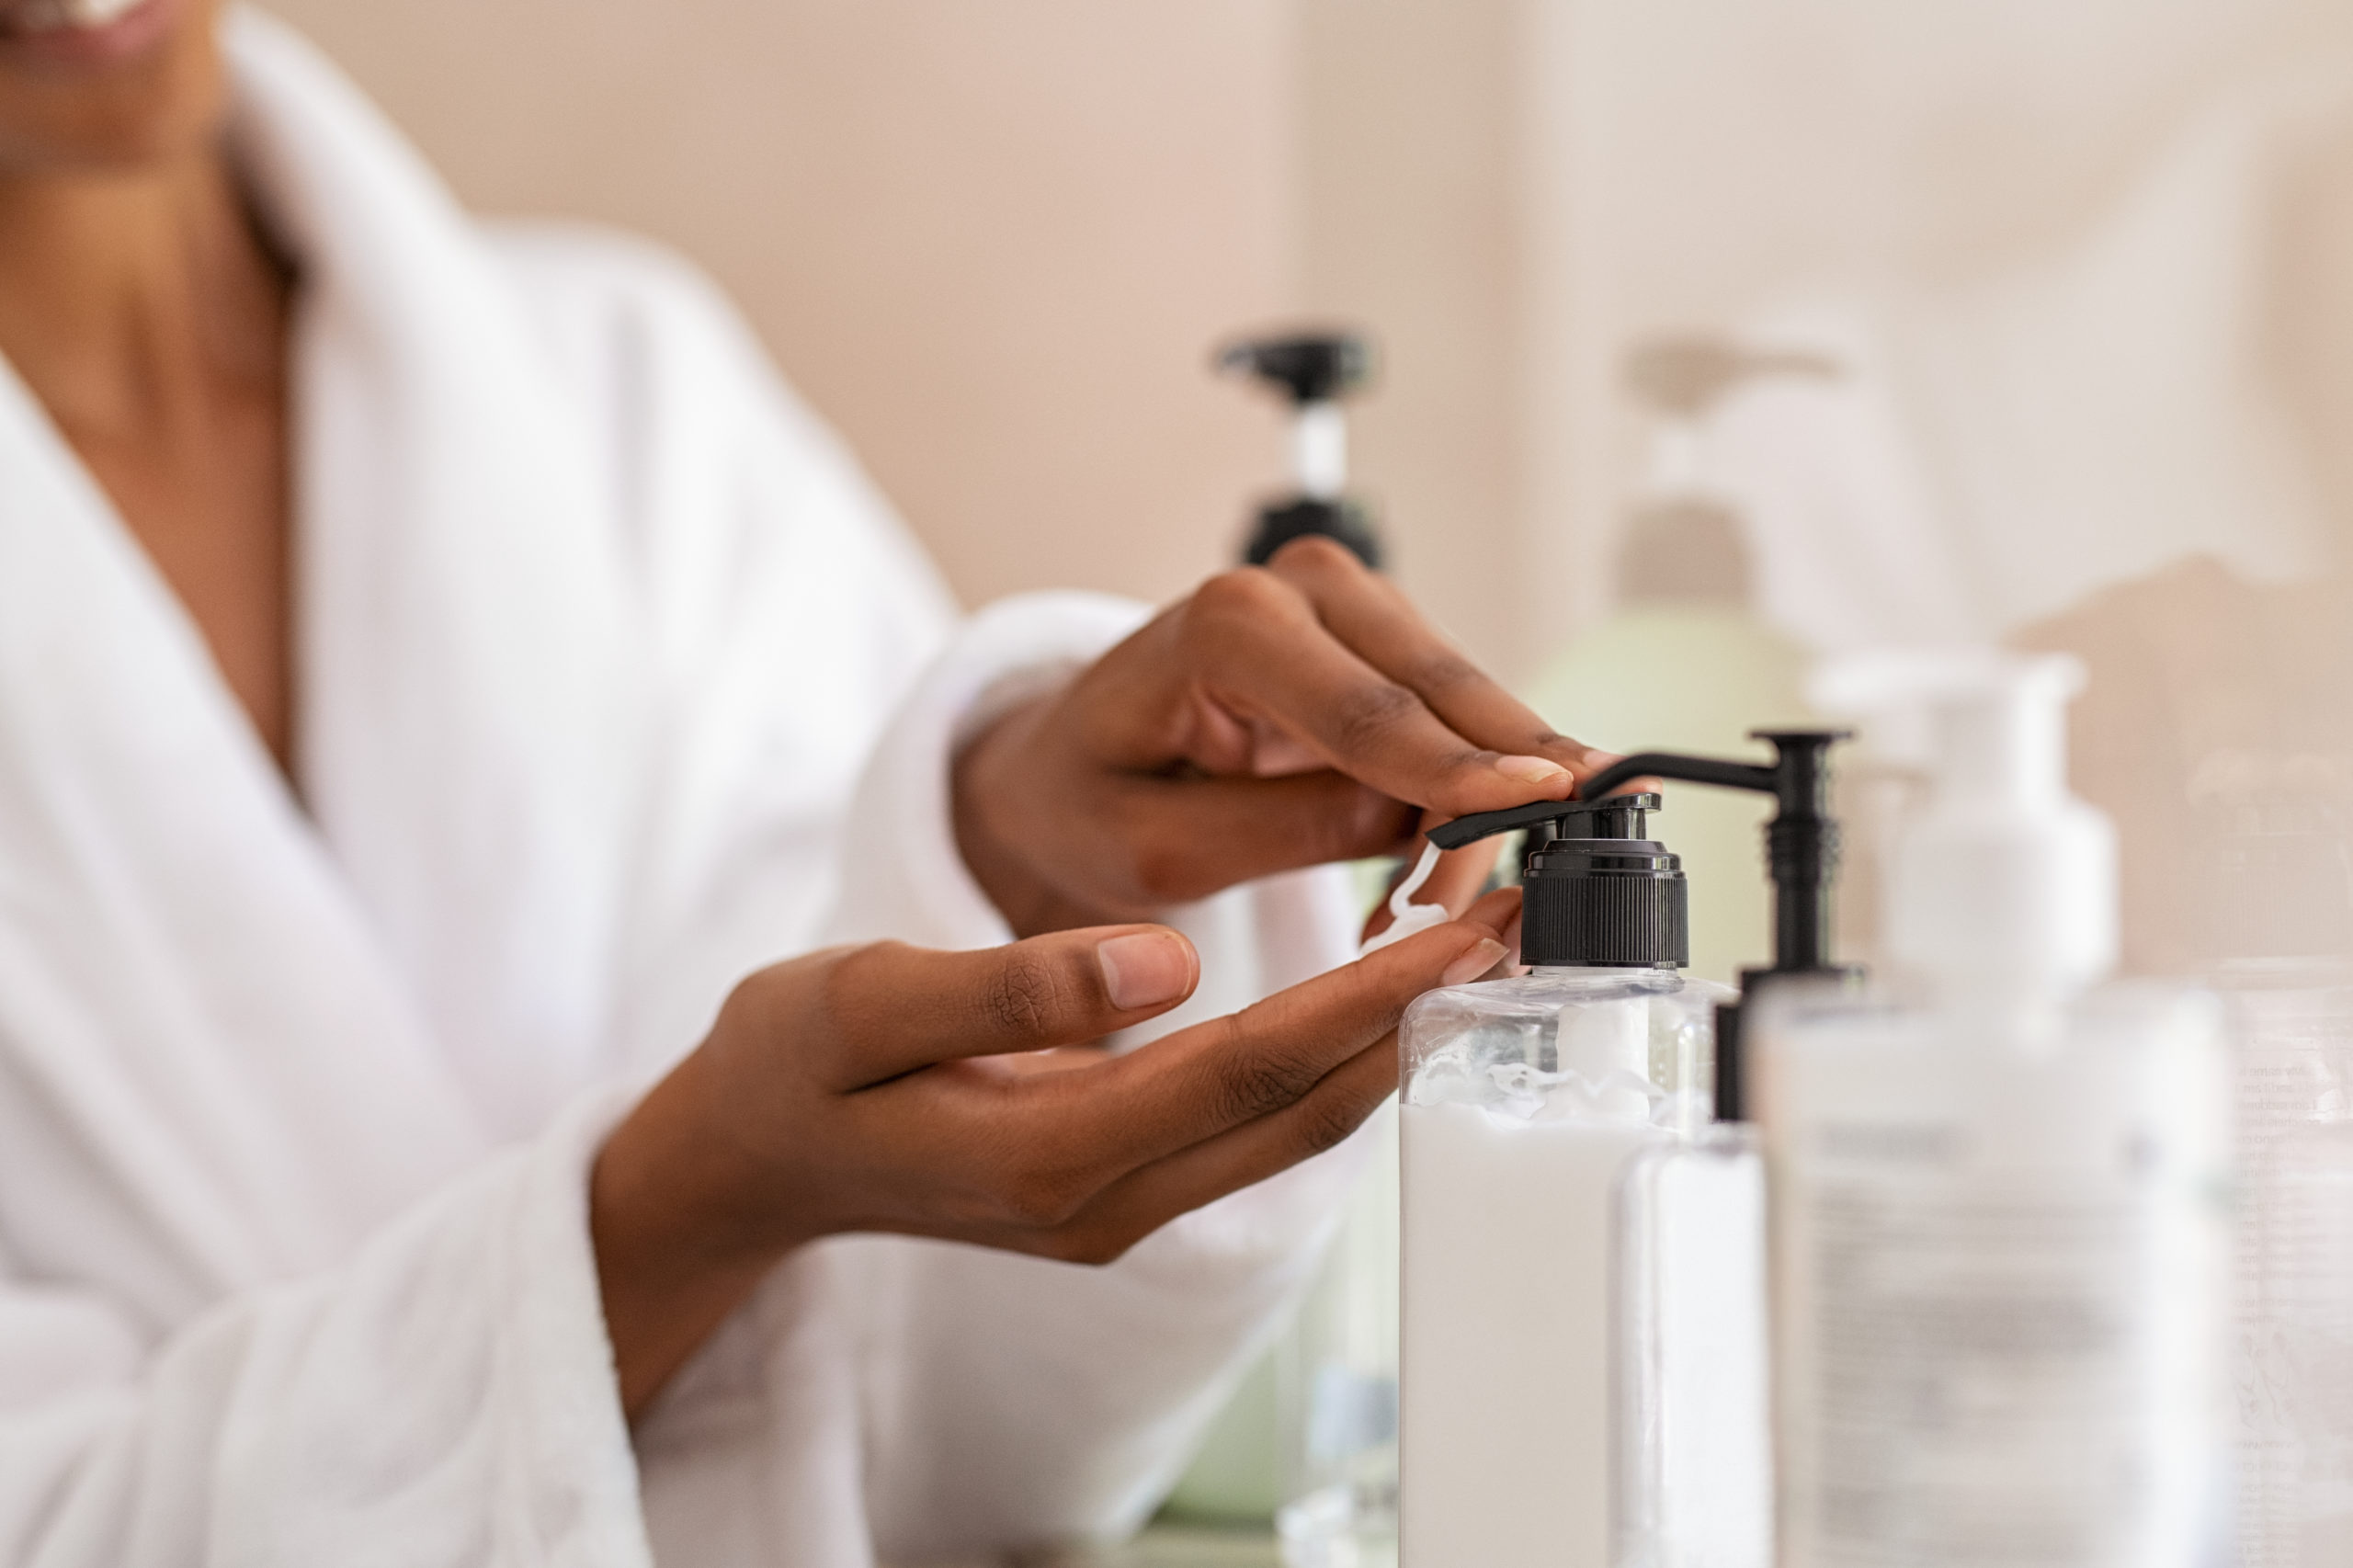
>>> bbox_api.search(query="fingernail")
[1097,932,1193,1011]
[1493,754,1571,785]
[1439,938,1509,988]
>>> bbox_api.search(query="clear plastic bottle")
[1399,794,1729,1568]
[1759,656,2232,1567]
[1612,1119,1772,1568]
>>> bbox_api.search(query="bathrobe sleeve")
[0,1093,651,1567]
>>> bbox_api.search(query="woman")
[0,1,1601,1561]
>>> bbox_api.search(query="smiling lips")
[1,0,146,36]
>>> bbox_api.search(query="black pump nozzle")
[1217,333,1374,405]
[1429,729,1856,1119]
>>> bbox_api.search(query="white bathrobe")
[0,13,1360,1564]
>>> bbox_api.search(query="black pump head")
[1429,730,1848,975]
[1217,332,1374,405]
[1430,731,1856,1119]
[1516,792,1689,970]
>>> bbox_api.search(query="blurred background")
[267,0,2353,975]
[262,0,2353,1551]
[266,0,2353,676]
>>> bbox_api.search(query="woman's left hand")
[954,536,1610,936]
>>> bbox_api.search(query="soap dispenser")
[1756,655,2231,1566]
[1398,793,1727,1568]
[1399,733,1846,1568]
[1217,330,1382,568]
[1610,733,1857,1568]
[1524,335,1830,983]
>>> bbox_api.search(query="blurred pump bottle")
[1525,335,1829,984]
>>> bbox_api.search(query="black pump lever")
[1430,732,1844,975]
[1427,730,1854,1119]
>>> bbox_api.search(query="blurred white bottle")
[1760,655,2232,1567]
[2200,782,2353,1566]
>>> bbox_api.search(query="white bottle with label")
[1756,655,2232,1567]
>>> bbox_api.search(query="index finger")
[1148,568,1581,820]
[1264,537,1608,793]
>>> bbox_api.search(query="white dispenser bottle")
[1402,734,1849,1568]
[1400,793,1729,1568]
[1757,655,2231,1566]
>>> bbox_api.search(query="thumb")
[821,926,1201,1088]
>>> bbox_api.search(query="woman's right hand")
[589,896,1514,1417]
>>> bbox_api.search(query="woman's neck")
[0,146,285,431]
[0,142,300,779]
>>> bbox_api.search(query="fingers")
[1163,569,1554,816]
[1102,540,1603,821]
[983,891,1521,1265]
[813,927,1199,1088]
[1259,539,1608,810]
[1097,771,1417,910]
[1015,1027,1402,1266]
[1461,885,1525,961]
[962,917,1504,1207]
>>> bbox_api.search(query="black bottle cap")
[1244,497,1382,570]
[1518,793,1688,969]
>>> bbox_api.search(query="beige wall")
[262,0,1552,679]
[265,0,1305,617]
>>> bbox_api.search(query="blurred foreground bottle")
[1524,336,1828,984]
[1763,657,2232,1566]
[2201,772,2353,1564]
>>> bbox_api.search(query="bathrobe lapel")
[0,20,655,1320]
[0,354,484,1321]
[238,25,656,1139]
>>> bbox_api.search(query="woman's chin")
[0,0,189,75]
[0,0,219,176]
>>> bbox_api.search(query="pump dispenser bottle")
[1756,655,2230,1566]
[1400,735,1846,1568]
[1218,331,1381,568]
[1526,335,1829,983]
[1398,792,1725,1568]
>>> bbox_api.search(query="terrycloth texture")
[0,11,1359,1564]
